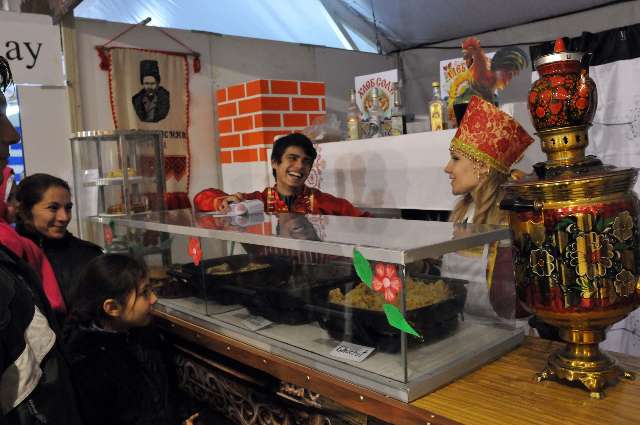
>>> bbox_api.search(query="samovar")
[500,39,640,398]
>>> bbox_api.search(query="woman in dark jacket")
[15,173,102,311]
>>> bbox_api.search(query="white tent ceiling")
[72,0,626,53]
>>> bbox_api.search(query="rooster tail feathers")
[490,46,529,72]
[490,46,528,89]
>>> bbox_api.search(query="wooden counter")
[156,307,640,425]
[412,336,640,425]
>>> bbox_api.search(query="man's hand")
[216,193,244,212]
[183,412,199,425]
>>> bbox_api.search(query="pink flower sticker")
[188,237,202,266]
[372,262,402,303]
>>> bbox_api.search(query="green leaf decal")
[555,218,572,232]
[353,248,373,288]
[383,304,421,337]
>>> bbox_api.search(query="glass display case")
[86,210,523,402]
[70,130,165,242]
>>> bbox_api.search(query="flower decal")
[568,232,613,279]
[613,211,634,242]
[530,248,555,276]
[577,276,596,299]
[103,224,113,246]
[372,263,402,303]
[188,237,202,266]
[614,270,636,297]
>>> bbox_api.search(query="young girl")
[63,254,198,425]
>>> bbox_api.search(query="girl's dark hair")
[67,254,148,328]
[15,173,71,222]
[0,56,13,92]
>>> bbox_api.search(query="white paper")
[329,341,375,363]
[199,199,265,217]
[241,315,272,331]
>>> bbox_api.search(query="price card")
[329,341,375,363]
[241,315,272,331]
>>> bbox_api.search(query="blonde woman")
[442,96,533,319]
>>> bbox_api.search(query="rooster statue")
[448,37,528,122]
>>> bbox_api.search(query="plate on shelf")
[98,212,127,217]
[98,210,150,217]
[84,176,145,187]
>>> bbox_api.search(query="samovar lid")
[534,38,583,69]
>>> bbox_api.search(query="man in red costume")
[194,133,369,217]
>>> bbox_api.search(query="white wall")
[74,18,394,198]
[400,1,640,116]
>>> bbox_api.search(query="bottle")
[368,88,385,138]
[429,82,447,131]
[346,89,361,141]
[390,82,406,136]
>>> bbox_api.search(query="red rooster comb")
[462,37,481,50]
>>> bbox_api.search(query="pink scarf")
[0,167,66,313]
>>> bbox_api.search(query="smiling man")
[195,133,369,217]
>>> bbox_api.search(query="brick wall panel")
[262,97,290,111]
[246,79,270,96]
[292,97,320,111]
[238,97,262,114]
[308,113,326,125]
[233,148,259,163]
[242,131,263,146]
[227,83,246,100]
[300,82,325,96]
[220,150,232,164]
[218,102,237,118]
[218,118,232,134]
[216,89,226,103]
[283,113,308,127]
[233,115,253,132]
[264,131,289,145]
[270,80,299,95]
[220,134,241,148]
[254,113,281,128]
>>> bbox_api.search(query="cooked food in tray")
[328,278,451,311]
[106,167,137,178]
[205,261,270,276]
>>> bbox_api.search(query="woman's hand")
[183,412,200,425]
[216,193,244,211]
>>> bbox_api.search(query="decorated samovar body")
[500,39,640,398]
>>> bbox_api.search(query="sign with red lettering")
[354,69,398,120]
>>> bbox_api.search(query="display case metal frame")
[88,210,524,402]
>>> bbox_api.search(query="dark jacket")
[16,224,102,310]
[63,323,179,425]
[132,87,171,123]
[0,243,83,425]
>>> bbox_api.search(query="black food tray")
[182,257,355,325]
[244,263,355,325]
[183,255,292,306]
[306,275,467,353]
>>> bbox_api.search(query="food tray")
[306,275,467,353]
[182,255,292,305]
[244,263,355,325]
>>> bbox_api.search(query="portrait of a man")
[131,60,170,123]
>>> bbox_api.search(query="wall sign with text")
[0,11,64,86]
